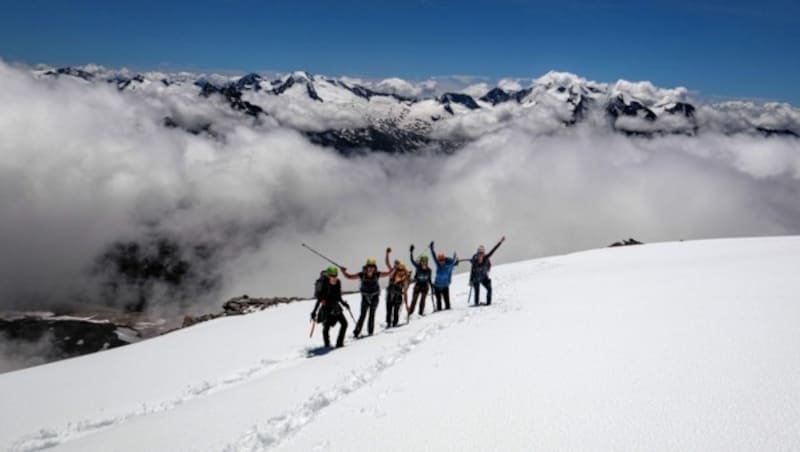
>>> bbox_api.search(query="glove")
[429,241,434,248]
[501,236,506,242]
[310,311,317,321]
[386,247,392,253]
[410,244,414,252]
[340,266,347,272]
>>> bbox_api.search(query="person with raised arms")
[340,249,392,338]
[384,248,411,327]
[429,241,459,311]
[469,236,506,306]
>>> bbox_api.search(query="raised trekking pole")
[301,243,343,268]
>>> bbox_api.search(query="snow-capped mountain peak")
[20,64,800,154]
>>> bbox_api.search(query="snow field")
[1,237,799,451]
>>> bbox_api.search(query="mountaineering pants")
[410,282,430,314]
[354,291,379,337]
[433,286,451,310]
[386,291,403,327]
[323,312,348,348]
[472,277,492,305]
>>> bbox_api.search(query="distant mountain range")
[37,66,800,154]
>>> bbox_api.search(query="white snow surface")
[1,236,799,451]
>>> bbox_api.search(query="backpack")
[314,271,326,299]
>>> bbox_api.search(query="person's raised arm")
[384,247,394,273]
[487,235,506,258]
[409,244,420,271]
[429,241,436,259]
[340,266,359,280]
[452,252,460,266]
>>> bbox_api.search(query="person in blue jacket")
[429,241,459,311]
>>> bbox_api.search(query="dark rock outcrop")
[756,127,799,138]
[272,72,323,102]
[109,74,145,91]
[235,73,263,91]
[439,92,481,110]
[43,67,95,81]
[181,294,306,328]
[94,236,220,312]
[0,314,134,361]
[195,80,265,117]
[665,102,696,118]
[163,116,217,137]
[609,238,644,247]
[305,126,435,154]
[606,95,657,121]
[480,87,511,105]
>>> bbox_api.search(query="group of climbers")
[309,237,506,349]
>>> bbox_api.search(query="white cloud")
[1,60,799,318]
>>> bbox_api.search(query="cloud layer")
[1,61,799,316]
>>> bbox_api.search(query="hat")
[326,266,338,276]
[478,245,486,253]
[437,253,446,262]
[365,258,377,266]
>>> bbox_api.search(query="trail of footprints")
[227,263,557,451]
[11,261,556,452]
[10,353,308,451]
[227,305,482,451]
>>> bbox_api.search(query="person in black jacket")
[310,266,350,348]
[341,250,392,338]
[469,236,505,305]
[409,244,433,315]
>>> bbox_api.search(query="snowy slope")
[1,236,799,451]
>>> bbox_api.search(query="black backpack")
[314,271,326,299]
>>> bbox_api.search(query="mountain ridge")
[34,65,800,154]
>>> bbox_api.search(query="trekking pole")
[309,319,316,338]
[301,243,343,267]
[344,305,356,323]
[467,283,473,306]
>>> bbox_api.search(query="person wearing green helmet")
[409,244,433,315]
[310,266,350,348]
[340,248,392,338]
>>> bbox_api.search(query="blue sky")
[1,0,798,103]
